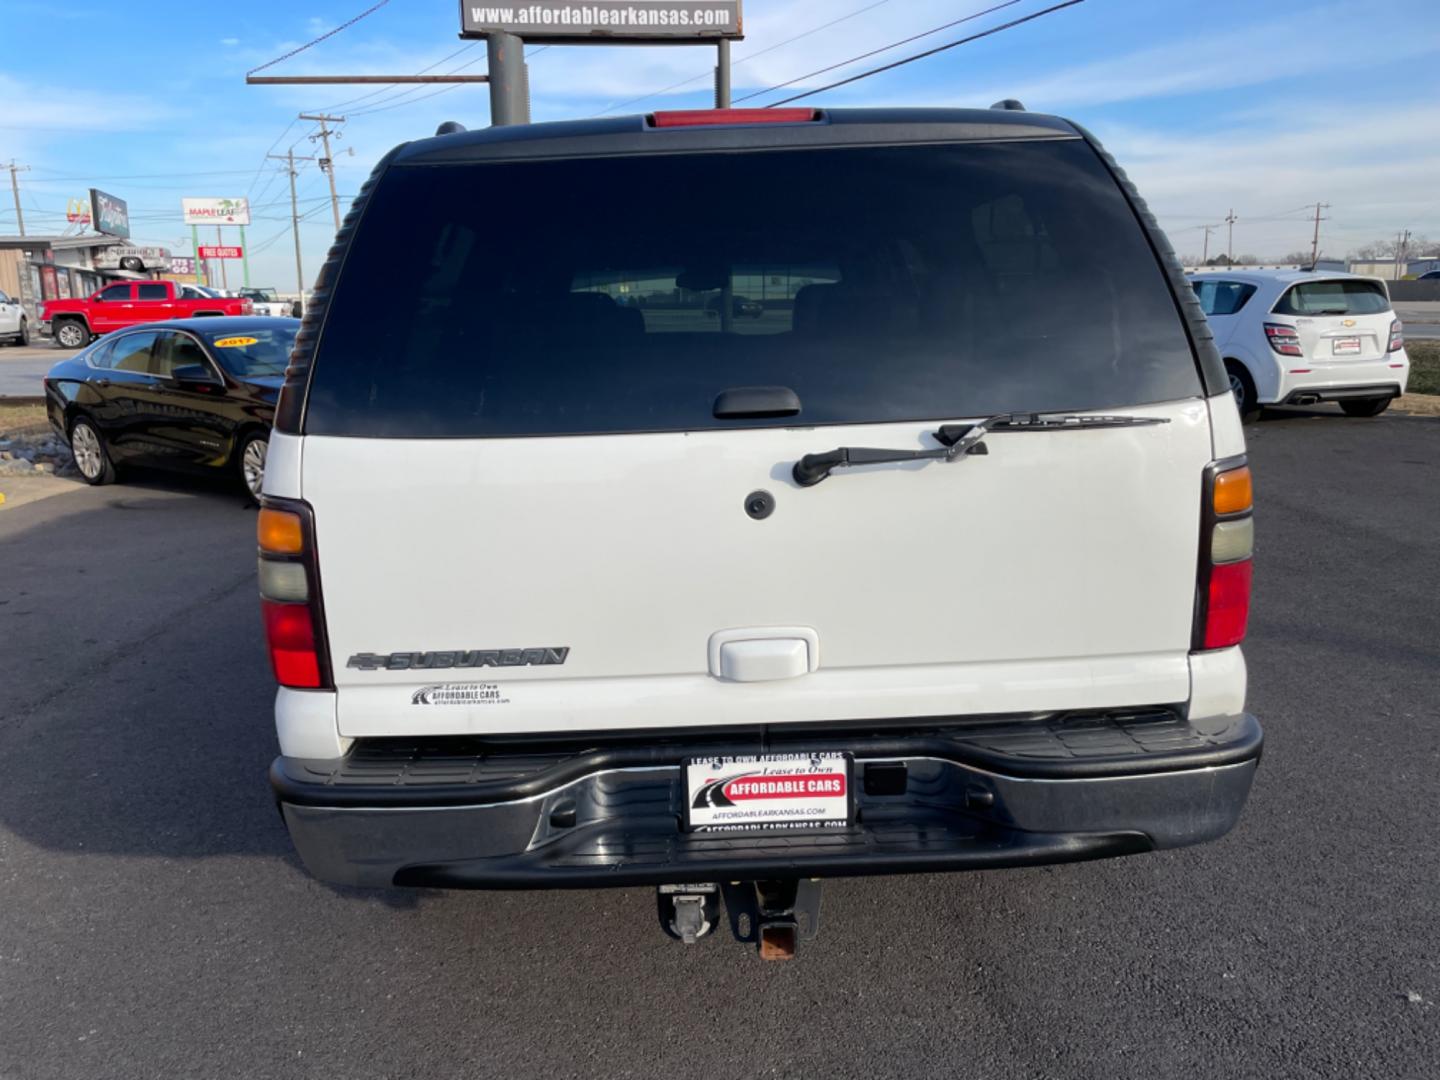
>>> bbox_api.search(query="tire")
[54,319,89,349]
[1225,361,1261,423]
[16,318,29,347]
[69,417,116,485]
[238,432,268,500]
[1339,396,1392,418]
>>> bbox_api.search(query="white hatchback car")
[1191,270,1409,419]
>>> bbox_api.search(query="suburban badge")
[346,647,570,671]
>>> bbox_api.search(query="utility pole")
[1225,209,1237,264]
[1308,202,1330,267]
[300,113,346,234]
[268,150,315,314]
[6,161,29,237]
[1201,224,1216,265]
[1394,229,1411,281]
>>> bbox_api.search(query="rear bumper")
[1271,352,1407,405]
[271,710,1263,889]
[1279,381,1404,405]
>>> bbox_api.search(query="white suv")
[257,106,1261,955]
[1191,270,1409,419]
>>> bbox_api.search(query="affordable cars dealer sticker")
[685,753,851,832]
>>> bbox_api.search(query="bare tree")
[1348,234,1432,260]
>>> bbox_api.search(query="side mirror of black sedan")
[170,364,223,388]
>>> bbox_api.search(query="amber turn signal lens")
[257,508,304,554]
[1213,466,1252,515]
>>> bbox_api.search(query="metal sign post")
[486,32,530,126]
[715,39,731,108]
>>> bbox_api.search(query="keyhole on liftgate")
[745,490,776,520]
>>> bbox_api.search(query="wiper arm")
[793,412,1169,487]
[792,414,1002,487]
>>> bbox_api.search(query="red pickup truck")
[42,280,253,348]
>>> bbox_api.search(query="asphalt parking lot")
[1,408,1437,1080]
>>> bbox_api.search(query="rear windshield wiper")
[792,413,1170,487]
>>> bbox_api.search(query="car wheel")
[1339,396,1392,418]
[69,418,116,485]
[1225,361,1261,423]
[17,318,29,347]
[55,319,89,349]
[239,433,268,500]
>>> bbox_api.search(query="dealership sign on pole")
[182,197,252,226]
[460,1,742,43]
[198,245,244,260]
[89,189,130,239]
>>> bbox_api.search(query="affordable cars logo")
[691,770,846,809]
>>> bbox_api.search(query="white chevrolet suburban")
[258,106,1261,957]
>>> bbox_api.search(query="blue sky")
[3,0,1438,288]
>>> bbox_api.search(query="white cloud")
[0,72,182,138]
[1094,102,1440,258]
[956,4,1440,112]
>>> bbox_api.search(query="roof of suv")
[1189,269,1385,287]
[394,108,1083,166]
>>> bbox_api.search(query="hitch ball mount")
[658,879,822,960]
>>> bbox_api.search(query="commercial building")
[0,235,171,328]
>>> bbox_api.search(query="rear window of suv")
[1273,279,1390,316]
[305,139,1201,438]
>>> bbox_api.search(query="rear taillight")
[1263,323,1303,357]
[1388,319,1403,353]
[262,600,322,687]
[649,108,818,127]
[257,501,331,689]
[1195,462,1253,651]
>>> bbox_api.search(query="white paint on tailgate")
[302,398,1213,735]
[1188,646,1247,724]
[1207,390,1247,460]
[337,652,1191,737]
[275,687,350,758]
[262,429,303,499]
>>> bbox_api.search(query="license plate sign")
[1332,336,1362,355]
[685,753,852,833]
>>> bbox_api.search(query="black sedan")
[43,316,299,498]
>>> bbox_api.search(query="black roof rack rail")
[990,99,1026,111]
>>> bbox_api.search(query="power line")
[246,0,393,77]
[313,42,481,113]
[346,53,491,116]
[766,0,1085,107]
[343,45,547,118]
[246,118,301,200]
[596,0,895,116]
[737,0,1024,105]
